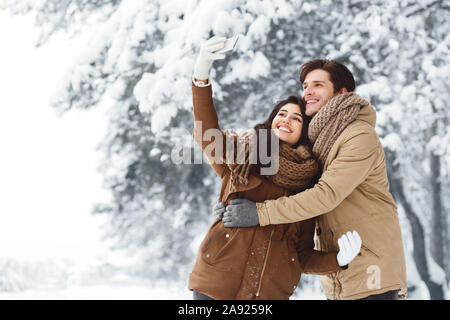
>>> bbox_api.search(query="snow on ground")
[0,284,326,300]
[0,284,192,300]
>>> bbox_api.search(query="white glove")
[337,231,362,267]
[193,36,227,80]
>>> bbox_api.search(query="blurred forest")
[1,0,449,299]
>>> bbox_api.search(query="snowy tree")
[353,0,450,299]
[2,0,449,298]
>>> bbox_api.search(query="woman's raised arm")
[191,37,228,177]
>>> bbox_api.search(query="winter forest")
[0,0,449,299]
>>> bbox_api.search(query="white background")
[0,11,112,264]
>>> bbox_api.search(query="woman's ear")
[339,88,348,93]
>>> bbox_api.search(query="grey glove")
[212,202,226,221]
[222,199,259,228]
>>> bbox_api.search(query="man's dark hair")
[300,59,356,93]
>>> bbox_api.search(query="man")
[221,59,407,300]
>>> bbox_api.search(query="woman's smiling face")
[271,103,304,146]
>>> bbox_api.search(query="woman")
[188,37,361,300]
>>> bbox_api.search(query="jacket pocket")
[361,243,380,259]
[200,221,253,272]
[200,219,225,254]
[333,221,384,259]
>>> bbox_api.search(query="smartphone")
[215,35,239,54]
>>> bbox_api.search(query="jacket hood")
[356,100,376,128]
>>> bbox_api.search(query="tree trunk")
[386,150,445,299]
[429,114,448,286]
[430,150,445,268]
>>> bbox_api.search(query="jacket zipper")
[255,228,275,297]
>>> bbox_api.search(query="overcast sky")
[0,11,114,265]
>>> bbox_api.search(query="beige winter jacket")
[256,103,407,300]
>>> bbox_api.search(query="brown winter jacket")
[188,84,345,300]
[256,101,407,300]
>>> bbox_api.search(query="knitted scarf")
[308,92,370,166]
[222,129,319,193]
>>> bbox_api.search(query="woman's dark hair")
[300,59,355,93]
[251,96,314,174]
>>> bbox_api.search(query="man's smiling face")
[302,69,340,116]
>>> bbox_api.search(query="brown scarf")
[222,129,319,193]
[308,92,369,166]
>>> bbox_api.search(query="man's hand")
[222,199,259,228]
[193,36,227,80]
[212,202,226,221]
[337,231,362,267]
